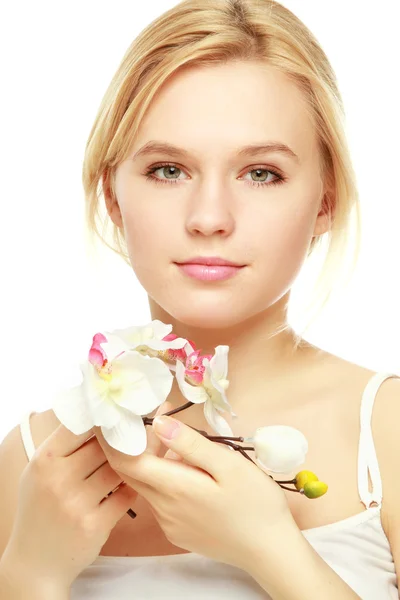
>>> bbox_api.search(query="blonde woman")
[0,1,399,599]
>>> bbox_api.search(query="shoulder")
[324,361,400,549]
[368,375,400,551]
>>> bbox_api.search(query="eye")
[143,163,286,188]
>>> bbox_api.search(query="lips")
[176,256,244,267]
[175,260,245,282]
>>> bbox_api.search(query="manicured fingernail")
[153,416,180,439]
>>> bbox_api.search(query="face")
[106,60,329,329]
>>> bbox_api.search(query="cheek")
[245,200,318,299]
[249,200,316,259]
[121,204,174,278]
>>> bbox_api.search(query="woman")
[1,1,399,598]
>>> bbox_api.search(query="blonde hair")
[82,0,361,347]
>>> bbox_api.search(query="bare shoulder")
[322,357,400,570]
[304,346,379,395]
[318,357,400,570]
[0,409,61,557]
[368,375,400,542]
[310,350,400,532]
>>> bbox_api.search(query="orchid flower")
[175,345,237,437]
[52,331,174,455]
[184,349,213,384]
[51,321,328,503]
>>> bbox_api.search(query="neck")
[148,294,323,416]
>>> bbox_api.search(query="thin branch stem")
[127,401,304,521]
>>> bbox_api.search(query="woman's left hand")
[94,406,296,572]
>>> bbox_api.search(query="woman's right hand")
[1,421,139,590]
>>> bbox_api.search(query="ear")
[313,183,335,238]
[102,169,124,229]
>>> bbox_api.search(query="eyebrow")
[132,140,300,163]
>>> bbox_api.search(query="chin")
[162,302,254,330]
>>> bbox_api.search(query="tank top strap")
[20,411,37,461]
[357,372,400,509]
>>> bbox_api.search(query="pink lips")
[175,257,245,281]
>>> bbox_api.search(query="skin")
[104,59,332,416]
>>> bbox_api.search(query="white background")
[0,1,399,442]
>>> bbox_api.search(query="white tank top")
[19,371,400,599]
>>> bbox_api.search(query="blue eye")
[143,163,286,189]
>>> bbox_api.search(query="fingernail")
[153,416,180,439]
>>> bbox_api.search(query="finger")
[113,446,207,495]
[41,423,96,459]
[152,416,231,481]
[146,400,173,457]
[117,473,159,504]
[164,449,182,461]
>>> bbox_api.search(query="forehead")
[133,61,318,163]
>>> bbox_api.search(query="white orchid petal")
[101,411,148,456]
[205,367,235,418]
[80,361,108,402]
[111,325,148,349]
[175,360,207,404]
[211,388,232,413]
[253,425,308,474]
[145,337,187,351]
[209,345,229,381]
[203,400,234,438]
[87,391,122,428]
[184,341,196,356]
[99,333,130,362]
[115,352,173,414]
[150,319,173,339]
[52,384,94,434]
[79,363,122,428]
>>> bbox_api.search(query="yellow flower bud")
[303,481,328,498]
[295,470,318,491]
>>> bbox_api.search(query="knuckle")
[107,453,124,472]
[62,496,97,535]
[61,493,82,519]
[185,437,201,457]
[27,455,61,493]
[29,452,48,475]
[80,513,100,537]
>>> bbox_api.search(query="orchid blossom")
[175,345,237,437]
[52,321,328,505]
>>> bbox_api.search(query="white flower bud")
[252,425,308,474]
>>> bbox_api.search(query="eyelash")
[143,162,286,189]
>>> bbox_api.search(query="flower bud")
[303,481,328,498]
[252,425,308,474]
[295,470,318,491]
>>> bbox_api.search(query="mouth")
[175,256,245,268]
[174,258,246,282]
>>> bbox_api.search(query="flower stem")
[142,403,300,495]
[142,401,195,425]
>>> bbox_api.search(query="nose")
[185,178,235,237]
